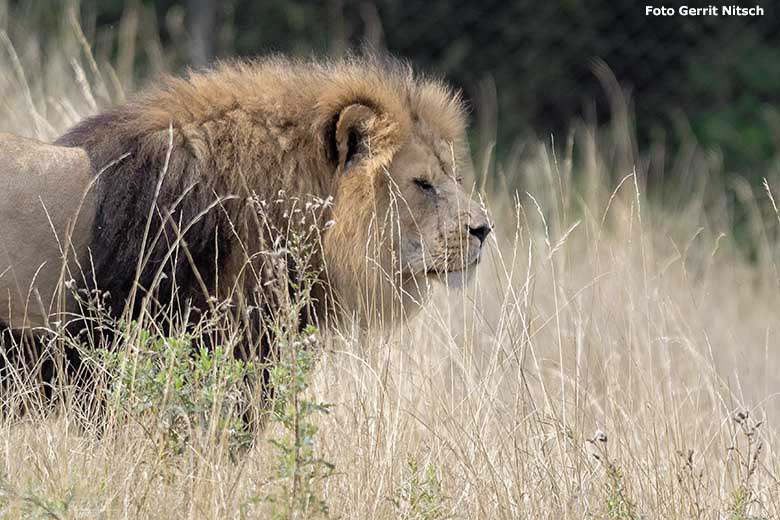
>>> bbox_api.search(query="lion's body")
[0,56,489,409]
[0,133,95,329]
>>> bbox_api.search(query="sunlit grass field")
[2,5,780,519]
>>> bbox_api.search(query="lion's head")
[318,75,491,325]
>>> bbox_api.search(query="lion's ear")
[332,103,376,173]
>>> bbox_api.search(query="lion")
[0,55,491,411]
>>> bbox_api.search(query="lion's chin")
[424,264,477,289]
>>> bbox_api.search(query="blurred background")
[2,0,779,192]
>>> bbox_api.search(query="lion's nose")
[468,224,491,245]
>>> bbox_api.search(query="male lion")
[0,56,490,410]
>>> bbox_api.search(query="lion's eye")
[413,178,435,192]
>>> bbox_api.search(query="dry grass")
[3,4,780,519]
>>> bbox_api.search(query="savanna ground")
[2,5,780,519]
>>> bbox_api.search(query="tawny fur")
[0,134,94,329]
